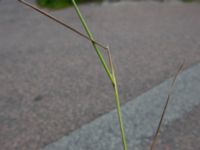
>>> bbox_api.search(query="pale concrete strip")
[42,63,200,150]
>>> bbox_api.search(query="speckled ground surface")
[141,105,200,150]
[42,63,200,150]
[134,105,200,150]
[0,0,200,149]
[159,104,200,150]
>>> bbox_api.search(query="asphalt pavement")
[0,0,200,149]
[42,61,200,150]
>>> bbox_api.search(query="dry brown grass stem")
[150,62,185,150]
[17,0,107,50]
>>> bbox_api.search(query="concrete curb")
[42,63,200,150]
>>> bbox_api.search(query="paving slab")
[42,61,200,150]
[0,0,200,149]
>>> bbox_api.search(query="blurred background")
[35,0,200,9]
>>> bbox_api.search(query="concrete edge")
[42,62,200,150]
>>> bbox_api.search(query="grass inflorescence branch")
[149,62,185,150]
[18,1,185,150]
[71,0,128,149]
[17,0,107,50]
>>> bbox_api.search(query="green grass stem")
[71,0,114,85]
[17,0,107,50]
[71,1,128,149]
[18,1,187,150]
[113,70,128,150]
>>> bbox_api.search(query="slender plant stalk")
[150,62,184,150]
[18,1,186,150]
[18,0,127,149]
[107,46,128,150]
[17,0,107,50]
[71,1,128,149]
[71,0,114,85]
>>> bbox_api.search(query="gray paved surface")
[42,62,200,150]
[159,104,200,150]
[0,0,200,149]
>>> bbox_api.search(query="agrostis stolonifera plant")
[18,0,184,149]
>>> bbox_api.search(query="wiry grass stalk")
[71,0,114,85]
[17,0,107,50]
[150,62,184,150]
[18,1,185,150]
[107,46,128,150]
[71,0,128,149]
[18,1,127,149]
